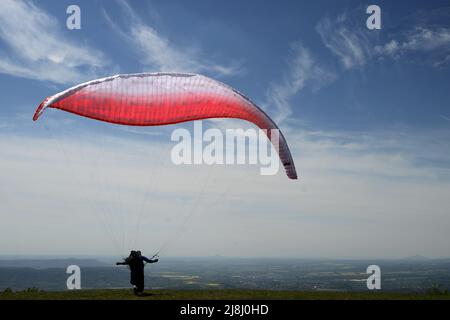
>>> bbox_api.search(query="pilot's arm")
[142,256,159,263]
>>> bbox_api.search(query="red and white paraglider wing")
[33,73,297,179]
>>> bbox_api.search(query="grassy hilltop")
[1,289,449,300]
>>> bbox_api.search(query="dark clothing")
[116,254,158,294]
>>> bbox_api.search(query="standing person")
[116,250,159,295]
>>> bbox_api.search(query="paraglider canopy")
[33,72,298,179]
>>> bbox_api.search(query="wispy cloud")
[0,0,109,84]
[265,43,336,125]
[290,127,450,180]
[317,7,450,70]
[375,27,450,67]
[103,0,240,76]
[316,12,372,70]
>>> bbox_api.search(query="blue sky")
[1,0,450,258]
[2,0,450,131]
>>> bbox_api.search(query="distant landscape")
[1,256,449,293]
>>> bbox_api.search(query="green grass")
[1,289,449,300]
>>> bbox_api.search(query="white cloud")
[318,8,450,70]
[375,27,450,66]
[289,128,450,180]
[0,0,109,84]
[316,13,372,70]
[103,0,240,76]
[405,27,450,51]
[265,43,336,124]
[1,119,450,258]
